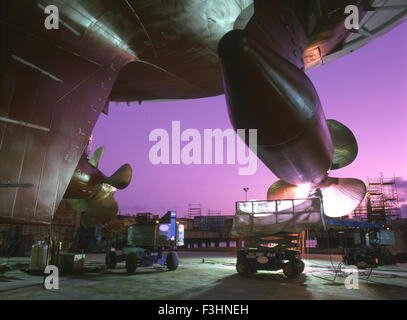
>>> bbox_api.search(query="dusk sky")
[93,22,407,218]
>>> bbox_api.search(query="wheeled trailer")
[233,198,322,278]
[236,247,305,278]
[105,247,179,273]
[95,211,183,273]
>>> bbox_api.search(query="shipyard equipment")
[92,211,183,273]
[236,246,305,279]
[233,198,323,278]
[331,220,406,268]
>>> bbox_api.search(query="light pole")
[243,187,249,201]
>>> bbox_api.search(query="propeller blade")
[104,164,132,189]
[267,180,297,200]
[90,146,105,168]
[327,120,358,170]
[318,177,366,218]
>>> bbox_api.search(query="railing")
[236,197,321,215]
[234,198,324,236]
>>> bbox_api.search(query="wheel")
[236,257,254,276]
[166,252,179,271]
[295,259,305,273]
[105,251,117,269]
[283,261,299,279]
[342,256,349,265]
[396,253,407,264]
[126,253,138,273]
[356,257,367,269]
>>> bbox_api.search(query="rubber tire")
[126,253,138,273]
[356,257,367,269]
[236,257,254,276]
[397,253,407,264]
[166,252,179,271]
[296,259,305,274]
[105,251,117,269]
[283,261,299,279]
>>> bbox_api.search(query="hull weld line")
[0,116,50,132]
[11,54,63,83]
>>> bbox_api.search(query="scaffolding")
[188,203,202,219]
[353,174,401,225]
[208,209,221,216]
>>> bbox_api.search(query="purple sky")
[92,22,407,218]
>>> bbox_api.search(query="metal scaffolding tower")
[188,203,202,219]
[353,174,401,225]
[208,209,221,216]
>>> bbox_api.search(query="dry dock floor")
[1,251,407,300]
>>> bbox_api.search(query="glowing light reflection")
[295,184,311,198]
[238,184,313,217]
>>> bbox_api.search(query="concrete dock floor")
[1,251,407,300]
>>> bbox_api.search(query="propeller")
[65,146,132,226]
[267,177,366,218]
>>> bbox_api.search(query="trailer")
[233,198,323,278]
[94,211,184,273]
[236,246,305,278]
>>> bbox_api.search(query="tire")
[236,257,254,276]
[126,253,138,273]
[105,251,117,269]
[166,252,179,271]
[396,253,407,264]
[356,257,367,269]
[296,259,305,274]
[283,261,299,279]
